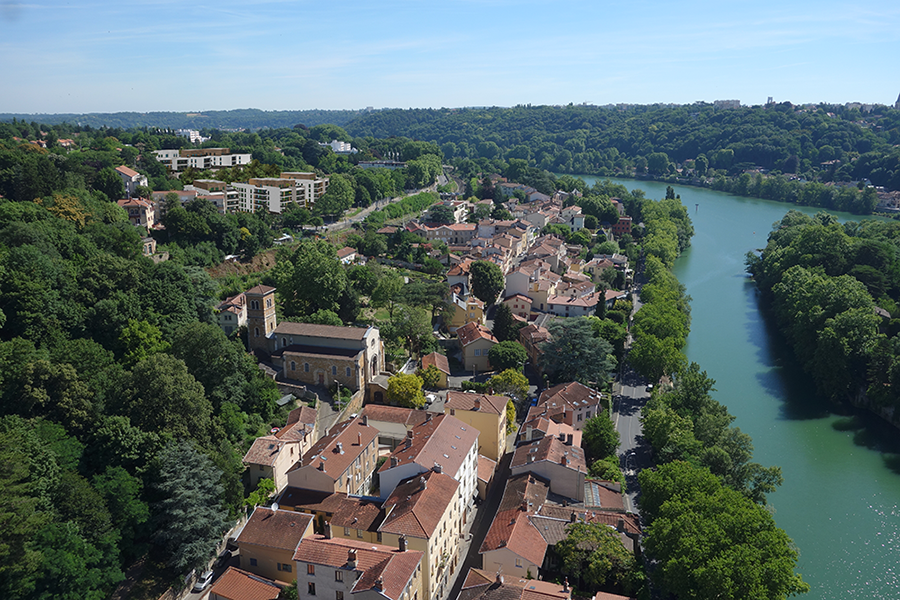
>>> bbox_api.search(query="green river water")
[578,176,900,599]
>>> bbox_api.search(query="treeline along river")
[580,176,900,599]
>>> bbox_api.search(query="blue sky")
[1,0,898,114]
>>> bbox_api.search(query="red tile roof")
[300,419,379,481]
[330,496,384,531]
[510,436,586,473]
[359,405,428,428]
[293,536,423,600]
[477,455,496,484]
[115,165,140,178]
[380,470,459,538]
[337,246,356,259]
[236,507,313,552]
[379,414,478,478]
[538,382,603,413]
[480,508,547,567]
[276,489,348,513]
[421,352,450,375]
[273,322,371,340]
[462,568,571,600]
[242,436,297,467]
[246,284,276,296]
[457,322,498,347]
[208,567,282,600]
[445,391,509,416]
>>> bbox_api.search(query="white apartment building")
[153,148,252,173]
[231,172,329,214]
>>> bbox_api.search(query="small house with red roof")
[115,165,148,198]
[209,566,282,600]
[420,352,450,388]
[456,322,498,372]
[236,506,314,583]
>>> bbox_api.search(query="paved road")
[614,374,650,514]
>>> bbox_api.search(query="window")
[250,558,258,566]
[344,527,351,536]
[577,413,582,422]
[450,409,455,416]
[336,593,344,600]
[308,583,316,596]
[291,361,296,371]
[332,366,337,376]
[515,558,523,568]
[278,563,292,573]
[335,571,344,582]
[346,367,352,377]
[305,363,310,372]
[474,349,480,356]
[586,411,591,419]
[308,564,315,575]
[357,528,363,538]
[254,327,259,338]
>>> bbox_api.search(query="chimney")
[473,397,481,411]
[337,442,344,454]
[399,535,407,552]
[324,522,332,539]
[526,425,533,441]
[566,433,573,446]
[433,463,442,474]
[347,549,357,569]
[318,460,325,471]
[563,578,569,592]
[496,573,504,585]
[560,455,568,466]
[520,500,527,512]
[426,411,432,422]
[374,576,384,591]
[390,456,399,468]
[361,414,368,426]
[357,432,362,446]
[419,476,427,491]
[617,518,625,533]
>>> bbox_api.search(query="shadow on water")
[741,279,830,421]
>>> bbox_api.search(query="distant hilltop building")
[319,139,358,154]
[714,99,741,109]
[895,92,900,110]
[175,128,208,144]
[153,148,251,173]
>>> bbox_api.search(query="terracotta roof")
[421,352,450,375]
[287,405,317,427]
[478,455,496,484]
[115,165,140,178]
[479,508,547,567]
[277,489,348,513]
[242,436,298,467]
[538,382,603,412]
[293,536,423,600]
[377,226,398,234]
[274,407,316,443]
[337,246,357,259]
[497,473,550,513]
[300,419,379,480]
[246,284,276,296]
[359,405,428,429]
[503,294,533,304]
[379,414,478,478]
[207,567,281,600]
[462,568,570,600]
[510,436,586,473]
[546,292,601,309]
[330,496,384,531]
[273,322,371,340]
[519,324,551,347]
[536,506,639,535]
[457,322,498,347]
[583,480,626,512]
[380,470,459,538]
[236,507,313,552]
[445,391,508,415]
[520,418,581,448]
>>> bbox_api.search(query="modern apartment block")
[153,148,252,173]
[231,172,329,213]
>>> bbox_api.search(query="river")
[578,176,900,599]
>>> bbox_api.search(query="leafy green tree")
[117,354,213,443]
[554,522,641,595]
[647,152,670,175]
[304,309,343,326]
[492,303,524,342]
[315,173,355,218]
[639,461,809,600]
[92,466,150,563]
[469,260,504,306]
[488,369,530,406]
[505,399,517,434]
[488,341,527,372]
[94,166,125,202]
[371,272,405,322]
[275,239,348,316]
[244,478,276,508]
[386,373,425,408]
[418,364,442,389]
[428,204,456,224]
[30,521,124,600]
[118,319,171,368]
[151,441,228,572]
[588,457,625,488]
[582,413,619,461]
[540,318,617,386]
[628,334,686,383]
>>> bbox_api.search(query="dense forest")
[748,211,900,419]
[0,108,363,130]
[344,103,900,193]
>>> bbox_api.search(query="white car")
[425,394,437,405]
[193,570,214,592]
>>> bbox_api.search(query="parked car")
[215,550,232,569]
[193,570,214,592]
